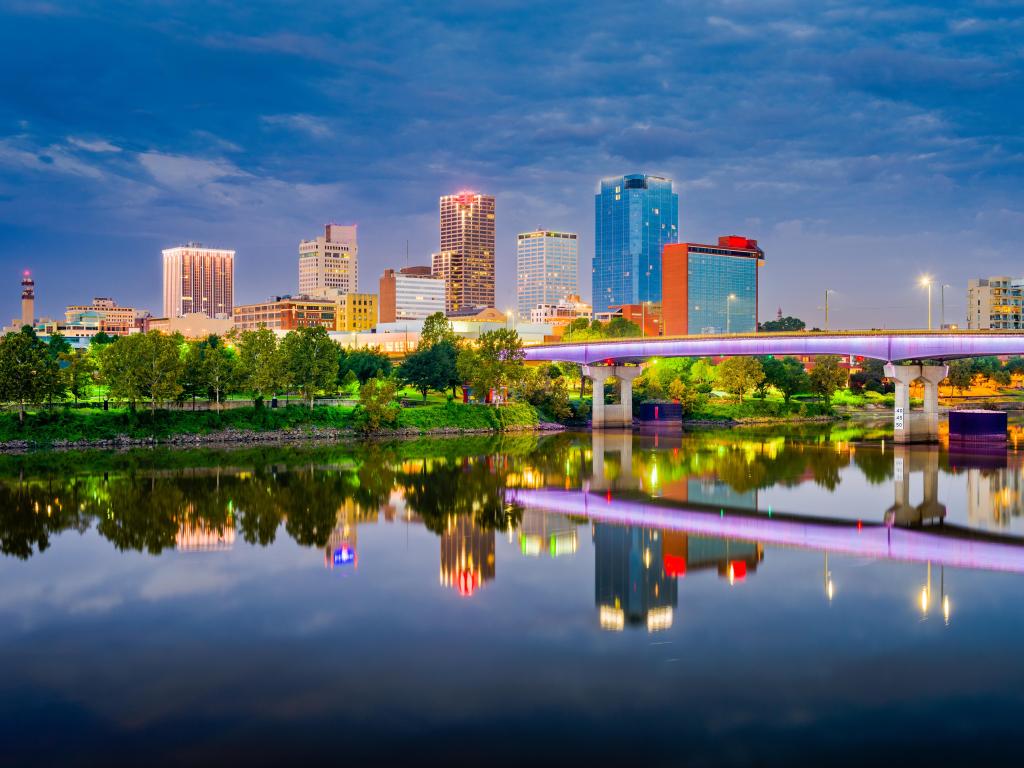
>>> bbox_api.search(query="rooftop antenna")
[406,239,409,267]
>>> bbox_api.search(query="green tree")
[457,329,525,403]
[280,326,339,408]
[237,328,285,406]
[668,377,705,416]
[199,335,238,407]
[356,377,400,434]
[0,327,63,421]
[946,359,974,394]
[809,355,847,409]
[755,356,782,398]
[62,350,96,404]
[605,316,641,338]
[690,358,717,393]
[759,316,806,332]
[47,331,72,359]
[99,331,184,410]
[715,357,765,403]
[770,357,811,403]
[89,331,115,348]
[420,312,458,349]
[398,340,459,401]
[341,347,392,385]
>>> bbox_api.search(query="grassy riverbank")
[0,402,550,447]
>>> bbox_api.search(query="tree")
[89,331,115,348]
[47,332,72,359]
[759,316,806,332]
[280,326,339,409]
[946,359,974,394]
[199,335,238,407]
[62,350,96,404]
[755,356,783,398]
[99,331,184,410]
[668,377,705,415]
[340,347,392,385]
[237,328,285,405]
[605,317,642,338]
[809,355,847,409]
[420,312,458,349]
[398,340,459,401]
[770,357,811,403]
[690,358,716,394]
[715,357,765,403]
[456,329,525,403]
[356,377,400,434]
[0,327,63,421]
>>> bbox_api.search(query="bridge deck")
[524,329,1024,364]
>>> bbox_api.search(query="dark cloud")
[0,0,1021,328]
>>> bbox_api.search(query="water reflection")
[4,428,1024,607]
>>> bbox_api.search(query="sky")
[0,0,1022,329]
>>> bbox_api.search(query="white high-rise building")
[299,224,358,299]
[162,243,234,319]
[516,229,578,321]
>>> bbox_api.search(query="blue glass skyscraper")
[593,174,678,315]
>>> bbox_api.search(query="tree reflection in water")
[0,424,1017,560]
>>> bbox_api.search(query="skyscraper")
[162,243,234,319]
[593,174,678,315]
[516,229,578,320]
[662,236,765,335]
[299,224,358,299]
[433,192,495,313]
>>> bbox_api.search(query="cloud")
[137,152,246,188]
[261,113,333,139]
[67,136,121,153]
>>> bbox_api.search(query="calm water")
[3,427,1024,766]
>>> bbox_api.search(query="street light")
[941,284,951,329]
[919,276,933,330]
[726,294,736,334]
[824,289,835,331]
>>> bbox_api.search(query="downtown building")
[162,243,234,319]
[516,229,578,321]
[432,192,495,314]
[967,277,1024,330]
[661,236,765,336]
[299,224,358,300]
[593,174,678,315]
[64,298,148,336]
[378,266,446,323]
[233,296,337,331]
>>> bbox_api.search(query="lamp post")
[920,276,933,330]
[941,284,951,329]
[824,289,835,331]
[726,294,736,334]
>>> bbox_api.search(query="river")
[2,425,1023,766]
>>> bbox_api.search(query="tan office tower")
[432,192,495,313]
[162,243,234,319]
[299,224,358,299]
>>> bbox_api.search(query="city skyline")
[1,2,1021,329]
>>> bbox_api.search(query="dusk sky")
[0,0,1021,329]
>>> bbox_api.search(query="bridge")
[524,330,1024,439]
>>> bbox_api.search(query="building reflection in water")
[518,509,577,558]
[323,499,378,570]
[960,451,1024,529]
[594,524,678,632]
[176,515,236,552]
[440,516,495,596]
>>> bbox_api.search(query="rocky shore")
[0,421,567,452]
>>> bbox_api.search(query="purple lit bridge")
[524,330,1024,438]
[507,488,1024,575]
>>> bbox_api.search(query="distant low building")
[64,298,148,336]
[233,295,337,331]
[530,294,592,331]
[146,312,233,338]
[595,303,662,337]
[336,292,378,332]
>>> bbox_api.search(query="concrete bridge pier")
[589,430,635,491]
[584,364,643,429]
[883,363,948,444]
[884,446,946,526]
